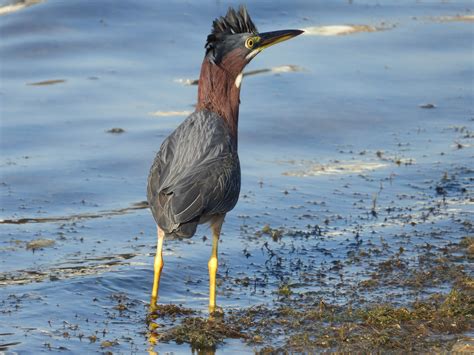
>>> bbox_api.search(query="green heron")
[147,5,302,312]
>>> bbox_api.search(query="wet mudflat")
[1,0,473,353]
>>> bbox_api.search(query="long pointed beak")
[257,29,304,50]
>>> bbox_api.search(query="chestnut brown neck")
[196,49,244,144]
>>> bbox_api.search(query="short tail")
[163,219,198,240]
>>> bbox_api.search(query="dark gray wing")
[147,110,240,237]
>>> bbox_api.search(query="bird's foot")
[209,305,224,320]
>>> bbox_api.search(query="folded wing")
[147,110,240,238]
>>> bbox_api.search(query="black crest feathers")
[211,5,257,37]
[205,6,258,61]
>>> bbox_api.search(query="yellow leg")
[208,215,224,314]
[150,226,165,308]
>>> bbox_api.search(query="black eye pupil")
[248,40,253,47]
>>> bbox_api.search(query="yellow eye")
[245,37,255,49]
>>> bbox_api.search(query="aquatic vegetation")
[27,79,65,86]
[150,237,474,352]
[155,282,472,351]
[26,239,55,250]
[148,304,195,319]
[106,128,125,134]
[157,317,246,350]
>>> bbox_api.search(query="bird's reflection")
[146,304,160,353]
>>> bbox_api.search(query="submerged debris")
[100,339,119,348]
[27,79,66,86]
[26,239,55,250]
[419,103,436,109]
[106,128,125,134]
[256,224,283,241]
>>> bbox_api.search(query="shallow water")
[1,0,473,353]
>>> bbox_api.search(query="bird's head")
[205,6,303,74]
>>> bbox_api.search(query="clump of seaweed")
[26,238,55,250]
[277,282,293,297]
[459,236,474,258]
[157,316,246,351]
[256,224,283,241]
[234,285,473,352]
[147,304,195,322]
